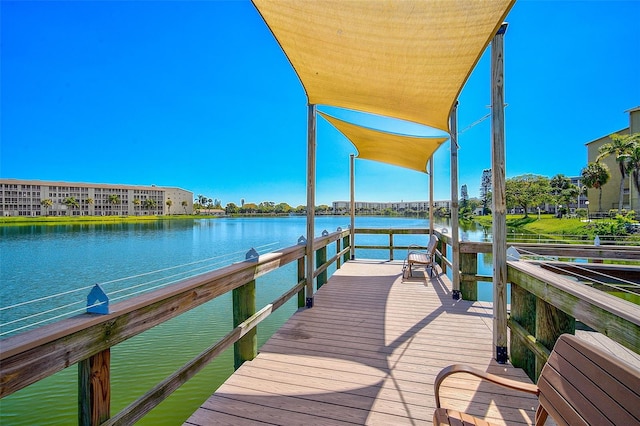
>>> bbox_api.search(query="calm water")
[3,216,478,425]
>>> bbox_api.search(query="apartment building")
[585,107,640,213]
[0,179,193,217]
[332,200,450,214]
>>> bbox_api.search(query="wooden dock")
[185,259,539,425]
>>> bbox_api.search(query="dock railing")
[3,226,639,424]
[0,228,351,426]
[354,228,640,381]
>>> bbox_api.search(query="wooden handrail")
[0,228,351,425]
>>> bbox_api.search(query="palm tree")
[63,197,79,216]
[86,197,94,216]
[166,199,173,215]
[133,198,141,215]
[624,133,640,211]
[108,194,121,216]
[597,133,635,212]
[144,198,157,215]
[181,200,188,214]
[41,198,53,216]
[581,162,610,213]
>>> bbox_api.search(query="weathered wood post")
[342,233,350,264]
[233,279,256,369]
[460,251,478,301]
[429,158,434,236]
[78,350,110,426]
[535,299,575,378]
[306,104,317,308]
[450,101,461,299]
[509,283,537,380]
[491,22,509,364]
[336,236,342,269]
[389,232,394,261]
[350,153,355,260]
[297,256,305,308]
[316,244,327,288]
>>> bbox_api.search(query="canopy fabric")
[252,0,514,133]
[318,111,447,173]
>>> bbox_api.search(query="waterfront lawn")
[474,214,590,235]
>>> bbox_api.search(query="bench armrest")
[434,364,539,408]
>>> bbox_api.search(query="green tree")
[549,174,579,215]
[181,200,188,214]
[133,198,141,215]
[274,202,292,214]
[597,133,636,212]
[505,174,550,218]
[86,197,94,215]
[480,169,491,215]
[63,197,79,216]
[166,199,173,215]
[624,133,640,211]
[225,202,239,214]
[108,194,121,215]
[143,198,157,214]
[41,198,53,216]
[580,162,610,213]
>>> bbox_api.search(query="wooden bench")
[433,333,640,426]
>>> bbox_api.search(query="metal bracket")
[87,284,109,315]
[297,235,307,245]
[506,246,520,261]
[245,248,259,262]
[496,346,508,364]
[452,290,461,300]
[321,229,329,236]
[336,227,342,232]
[305,297,314,308]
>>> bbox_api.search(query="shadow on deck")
[185,260,538,425]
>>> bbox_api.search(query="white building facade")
[0,179,193,217]
[332,200,450,214]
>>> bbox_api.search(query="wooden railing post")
[297,257,306,308]
[460,252,478,301]
[78,349,110,426]
[535,298,575,378]
[342,234,350,263]
[316,246,327,288]
[233,280,256,369]
[336,238,342,269]
[389,232,394,261]
[439,240,447,274]
[509,283,536,381]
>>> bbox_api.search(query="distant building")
[585,107,640,213]
[0,179,193,217]
[332,200,450,214]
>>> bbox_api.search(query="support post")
[78,349,111,426]
[460,252,478,301]
[389,233,394,261]
[535,298,575,378]
[233,280,256,369]
[342,234,350,264]
[306,104,317,308]
[509,283,536,380]
[429,158,434,236]
[450,102,460,300]
[297,257,305,308]
[350,153,355,260]
[491,22,509,364]
[316,245,327,288]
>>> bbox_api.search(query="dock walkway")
[185,260,539,425]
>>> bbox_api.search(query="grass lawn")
[474,214,591,235]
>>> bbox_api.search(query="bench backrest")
[426,234,438,254]
[537,334,640,426]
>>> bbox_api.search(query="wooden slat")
[185,260,540,426]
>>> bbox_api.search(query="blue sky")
[2,0,639,207]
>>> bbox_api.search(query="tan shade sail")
[252,0,514,132]
[319,111,447,173]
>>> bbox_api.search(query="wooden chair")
[433,333,640,426]
[403,234,439,278]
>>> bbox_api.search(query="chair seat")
[433,408,497,426]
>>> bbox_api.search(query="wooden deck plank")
[184,260,539,426]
